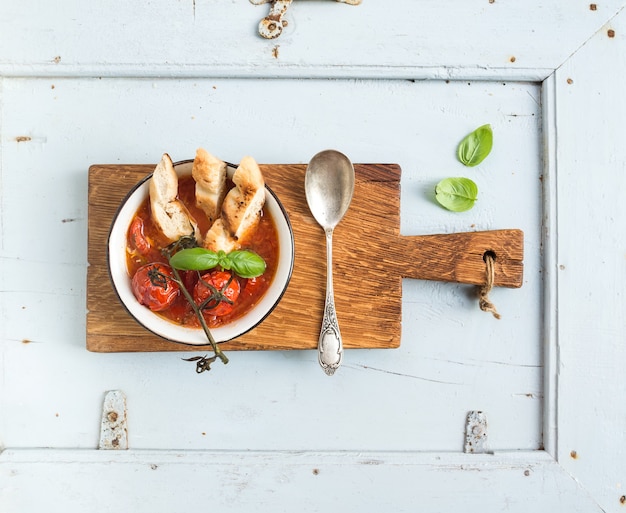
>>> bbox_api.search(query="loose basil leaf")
[435,177,478,212]
[457,124,493,167]
[170,248,219,271]
[228,250,267,278]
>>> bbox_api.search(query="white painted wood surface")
[0,450,606,512]
[1,1,625,512]
[0,0,624,80]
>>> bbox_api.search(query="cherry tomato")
[241,276,264,298]
[129,217,151,255]
[180,270,198,293]
[131,263,180,312]
[193,270,241,316]
[128,216,163,266]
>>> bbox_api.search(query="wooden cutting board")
[87,163,523,352]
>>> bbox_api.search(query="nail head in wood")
[99,390,128,450]
[464,410,489,454]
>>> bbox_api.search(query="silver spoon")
[305,149,355,375]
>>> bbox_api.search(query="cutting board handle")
[395,229,524,288]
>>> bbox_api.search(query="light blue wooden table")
[1,2,624,511]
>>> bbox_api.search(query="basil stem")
[168,265,229,366]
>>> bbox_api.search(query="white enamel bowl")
[107,159,294,345]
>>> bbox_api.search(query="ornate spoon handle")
[318,228,343,376]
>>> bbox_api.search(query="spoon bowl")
[305,149,355,375]
[305,150,355,229]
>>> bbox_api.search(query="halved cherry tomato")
[131,263,180,312]
[193,270,241,316]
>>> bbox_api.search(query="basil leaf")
[228,250,267,278]
[217,250,231,270]
[169,248,219,271]
[457,124,493,167]
[435,177,478,212]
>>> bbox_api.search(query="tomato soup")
[126,175,279,329]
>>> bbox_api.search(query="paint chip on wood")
[464,410,489,453]
[99,390,128,450]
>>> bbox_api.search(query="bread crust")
[149,153,198,243]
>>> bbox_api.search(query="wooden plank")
[0,449,605,513]
[87,163,523,353]
[2,1,625,79]
[552,7,626,511]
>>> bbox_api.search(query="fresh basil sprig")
[435,177,478,212]
[457,124,493,167]
[169,248,266,278]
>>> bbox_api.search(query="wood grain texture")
[87,163,523,353]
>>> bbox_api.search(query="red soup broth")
[126,174,279,329]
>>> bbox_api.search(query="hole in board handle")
[483,250,497,263]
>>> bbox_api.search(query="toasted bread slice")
[222,156,265,240]
[203,218,238,253]
[149,153,198,243]
[192,148,227,224]
[203,156,265,252]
